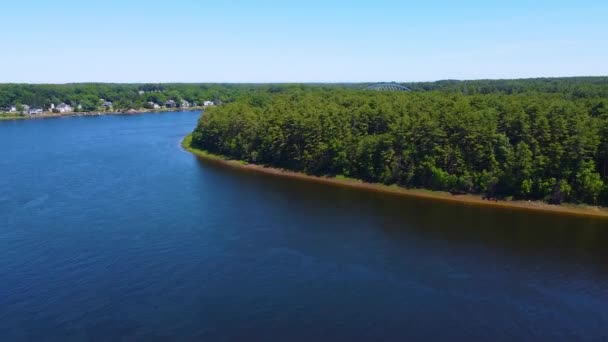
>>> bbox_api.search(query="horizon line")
[1,75,608,85]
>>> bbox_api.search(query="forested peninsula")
[189,77,608,208]
[3,78,608,208]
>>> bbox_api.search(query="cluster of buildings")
[5,102,77,115]
[162,99,215,108]
[4,98,215,116]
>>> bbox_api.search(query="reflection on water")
[197,157,608,268]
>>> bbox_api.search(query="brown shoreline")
[0,107,205,121]
[182,134,608,220]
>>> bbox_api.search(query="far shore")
[182,134,608,220]
[0,107,205,121]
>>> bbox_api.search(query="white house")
[28,108,43,115]
[8,105,17,112]
[147,101,161,109]
[49,103,55,111]
[181,100,191,108]
[203,101,214,106]
[56,103,72,113]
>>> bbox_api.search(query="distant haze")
[1,0,607,83]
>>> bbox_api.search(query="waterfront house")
[49,103,55,111]
[181,100,191,108]
[203,101,214,106]
[165,100,177,108]
[22,105,30,113]
[28,108,43,115]
[56,103,72,113]
[8,105,17,112]
[102,101,113,109]
[147,102,161,109]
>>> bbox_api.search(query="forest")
[2,77,607,111]
[2,78,608,205]
[190,77,608,206]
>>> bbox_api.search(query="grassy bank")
[0,113,27,120]
[0,107,205,122]
[182,134,608,220]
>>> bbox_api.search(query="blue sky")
[1,0,607,83]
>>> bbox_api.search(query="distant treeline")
[0,83,369,112]
[399,77,608,97]
[0,83,288,111]
[191,77,608,206]
[3,77,607,111]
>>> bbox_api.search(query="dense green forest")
[3,78,608,205]
[2,77,607,111]
[191,78,608,206]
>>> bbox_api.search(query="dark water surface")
[1,112,607,341]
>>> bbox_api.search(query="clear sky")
[1,0,607,83]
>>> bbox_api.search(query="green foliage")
[191,78,608,206]
[2,78,608,206]
[0,83,274,112]
[573,161,604,204]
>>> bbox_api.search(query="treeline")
[0,83,279,112]
[400,77,608,98]
[191,80,608,206]
[3,77,607,111]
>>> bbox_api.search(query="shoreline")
[0,107,206,121]
[181,134,608,220]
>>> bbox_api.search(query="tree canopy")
[191,78,608,206]
[0,83,269,111]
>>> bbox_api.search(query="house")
[22,105,30,113]
[77,103,83,111]
[8,105,17,112]
[102,101,113,108]
[49,103,55,111]
[56,103,72,113]
[28,108,43,115]
[147,101,161,109]
[180,100,191,108]
[203,101,214,106]
[165,100,177,108]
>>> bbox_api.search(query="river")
[1,111,607,341]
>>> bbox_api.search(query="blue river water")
[1,111,607,341]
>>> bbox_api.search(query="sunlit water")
[1,111,607,341]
